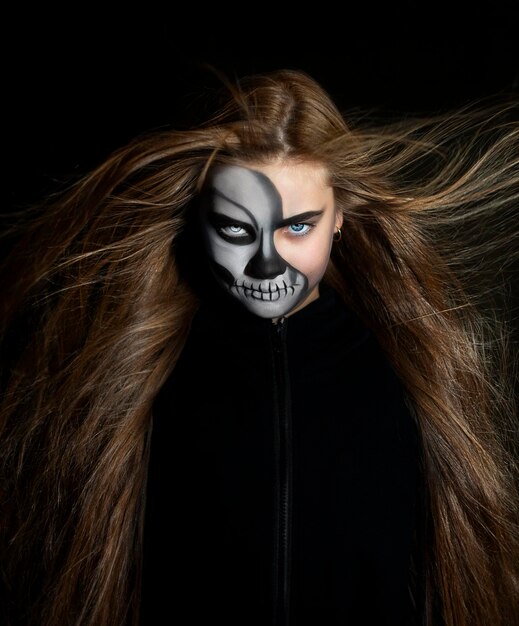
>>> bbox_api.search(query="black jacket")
[141,283,422,625]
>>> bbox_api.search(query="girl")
[1,69,518,625]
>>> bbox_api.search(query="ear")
[335,211,343,231]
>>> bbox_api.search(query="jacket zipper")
[271,316,292,626]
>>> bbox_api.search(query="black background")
[5,4,518,210]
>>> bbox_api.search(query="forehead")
[207,162,332,215]
[208,165,277,212]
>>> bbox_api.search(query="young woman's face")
[198,161,342,319]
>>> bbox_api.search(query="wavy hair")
[1,68,518,625]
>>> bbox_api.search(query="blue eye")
[288,223,312,236]
[221,225,247,237]
[215,223,255,245]
[208,213,254,245]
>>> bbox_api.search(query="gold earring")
[333,228,342,242]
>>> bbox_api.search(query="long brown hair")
[1,69,518,625]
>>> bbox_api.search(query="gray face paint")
[198,165,310,319]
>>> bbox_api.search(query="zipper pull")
[272,316,287,346]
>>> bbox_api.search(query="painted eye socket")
[220,224,249,237]
[213,220,255,245]
[287,223,313,236]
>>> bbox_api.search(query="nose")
[245,232,286,279]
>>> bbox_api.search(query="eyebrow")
[210,187,325,228]
[276,210,324,227]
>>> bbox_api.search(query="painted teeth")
[251,289,284,301]
[231,281,296,300]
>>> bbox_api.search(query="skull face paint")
[199,162,341,319]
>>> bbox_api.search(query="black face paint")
[198,165,310,318]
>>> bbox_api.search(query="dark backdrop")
[5,5,518,209]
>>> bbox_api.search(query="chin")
[238,296,300,319]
